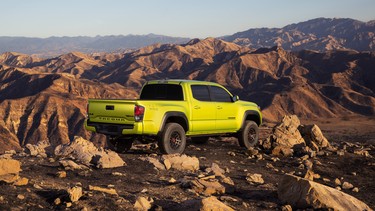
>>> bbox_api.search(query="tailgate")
[88,99,137,124]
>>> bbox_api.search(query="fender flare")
[240,110,262,130]
[158,111,189,133]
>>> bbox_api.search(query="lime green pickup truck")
[85,80,262,154]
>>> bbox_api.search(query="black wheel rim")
[247,128,257,145]
[170,131,182,150]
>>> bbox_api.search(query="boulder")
[200,196,234,211]
[55,136,125,168]
[25,140,52,158]
[139,157,166,170]
[161,154,199,171]
[299,124,330,150]
[190,178,225,196]
[271,115,305,148]
[278,174,372,210]
[0,158,21,183]
[91,150,126,169]
[264,115,305,156]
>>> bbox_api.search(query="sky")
[1,0,374,38]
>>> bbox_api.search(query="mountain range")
[223,18,375,51]
[1,37,374,152]
[1,18,374,58]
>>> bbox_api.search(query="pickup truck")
[85,80,262,154]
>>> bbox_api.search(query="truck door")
[190,85,216,132]
[209,85,238,131]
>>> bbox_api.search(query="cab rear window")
[140,84,183,100]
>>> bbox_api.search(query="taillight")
[134,105,145,122]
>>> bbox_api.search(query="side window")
[210,86,232,102]
[140,84,183,100]
[191,85,211,101]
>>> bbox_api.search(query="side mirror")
[232,95,239,102]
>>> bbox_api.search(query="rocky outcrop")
[55,136,125,169]
[262,115,331,157]
[278,174,372,210]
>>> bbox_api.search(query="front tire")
[238,121,259,149]
[158,123,186,154]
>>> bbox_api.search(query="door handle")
[217,106,222,109]
[194,106,201,109]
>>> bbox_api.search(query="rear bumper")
[85,119,143,136]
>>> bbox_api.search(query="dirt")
[0,117,374,210]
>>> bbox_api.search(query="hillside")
[223,18,375,51]
[0,38,374,151]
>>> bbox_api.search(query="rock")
[219,196,238,202]
[55,136,125,169]
[25,140,51,158]
[227,151,236,156]
[303,159,313,170]
[271,145,293,157]
[210,163,225,177]
[271,115,305,148]
[161,154,199,171]
[163,159,171,170]
[89,185,118,195]
[278,174,372,210]
[67,186,82,202]
[352,187,359,192]
[190,178,225,196]
[13,177,29,186]
[303,169,315,181]
[54,198,61,205]
[247,147,259,156]
[17,194,25,200]
[281,204,293,211]
[353,149,372,157]
[299,124,330,150]
[56,171,67,178]
[92,150,126,169]
[112,172,126,176]
[246,173,264,185]
[334,178,341,186]
[200,196,234,211]
[59,160,88,170]
[342,181,354,190]
[0,158,21,183]
[139,157,165,170]
[66,202,72,208]
[134,196,154,211]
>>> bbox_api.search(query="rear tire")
[158,123,186,154]
[109,137,133,153]
[238,121,259,149]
